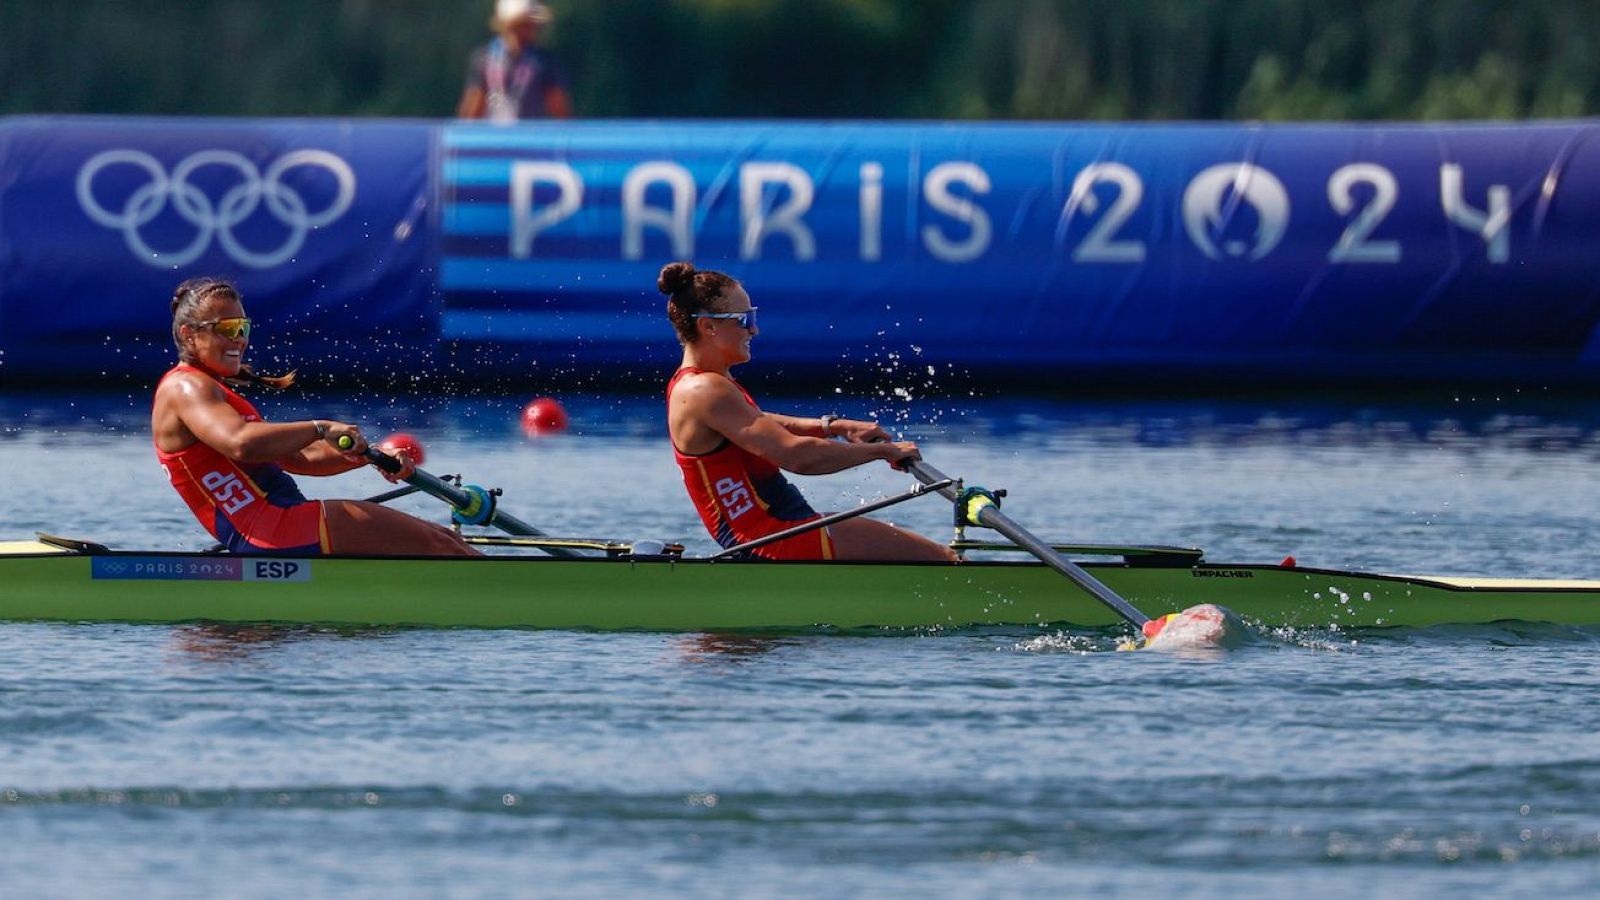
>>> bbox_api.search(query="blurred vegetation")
[2,0,1595,120]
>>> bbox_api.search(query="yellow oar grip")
[955,486,1002,528]
[962,493,996,526]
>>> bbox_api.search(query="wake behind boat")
[4,532,1599,631]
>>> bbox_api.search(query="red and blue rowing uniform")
[668,367,832,560]
[154,364,329,556]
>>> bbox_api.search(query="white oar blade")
[1140,603,1246,651]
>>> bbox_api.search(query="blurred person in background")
[457,0,573,121]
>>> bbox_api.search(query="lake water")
[2,387,1600,897]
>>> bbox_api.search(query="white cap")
[495,0,552,25]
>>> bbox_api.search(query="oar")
[349,440,582,558]
[901,458,1152,630]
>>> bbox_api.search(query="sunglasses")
[196,317,252,340]
[691,308,759,331]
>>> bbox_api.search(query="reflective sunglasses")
[691,308,759,331]
[196,317,252,340]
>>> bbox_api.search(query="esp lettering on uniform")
[714,476,754,520]
[201,470,255,515]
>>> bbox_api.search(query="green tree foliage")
[1,0,1594,119]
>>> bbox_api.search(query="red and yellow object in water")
[1128,603,1243,651]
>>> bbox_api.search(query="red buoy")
[377,432,426,466]
[521,397,569,435]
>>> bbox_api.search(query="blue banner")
[0,116,435,382]
[438,120,1600,381]
[6,116,1600,387]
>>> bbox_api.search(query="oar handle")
[339,441,580,557]
[357,446,476,511]
[900,458,959,501]
[346,441,457,504]
[336,435,408,482]
[360,443,403,474]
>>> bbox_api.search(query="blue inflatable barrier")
[5,115,1600,387]
[0,116,435,384]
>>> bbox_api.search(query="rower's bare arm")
[767,413,892,444]
[698,385,905,475]
[457,85,487,119]
[765,412,824,437]
[280,432,368,476]
[163,375,357,465]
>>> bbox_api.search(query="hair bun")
[657,261,697,296]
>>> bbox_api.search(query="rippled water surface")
[3,389,1600,897]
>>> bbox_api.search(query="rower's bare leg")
[323,500,481,556]
[827,517,957,562]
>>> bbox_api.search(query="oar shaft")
[363,449,580,557]
[903,459,1150,628]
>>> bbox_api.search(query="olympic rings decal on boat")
[75,149,357,269]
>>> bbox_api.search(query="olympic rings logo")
[76,149,357,269]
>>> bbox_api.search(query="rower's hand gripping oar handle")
[358,445,496,525]
[349,439,402,474]
[336,437,580,557]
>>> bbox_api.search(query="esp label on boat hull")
[91,557,311,582]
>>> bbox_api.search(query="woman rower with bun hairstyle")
[151,277,477,557]
[659,262,956,561]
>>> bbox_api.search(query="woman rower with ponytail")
[659,262,955,562]
[151,278,477,557]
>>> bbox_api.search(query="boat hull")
[4,548,1599,631]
